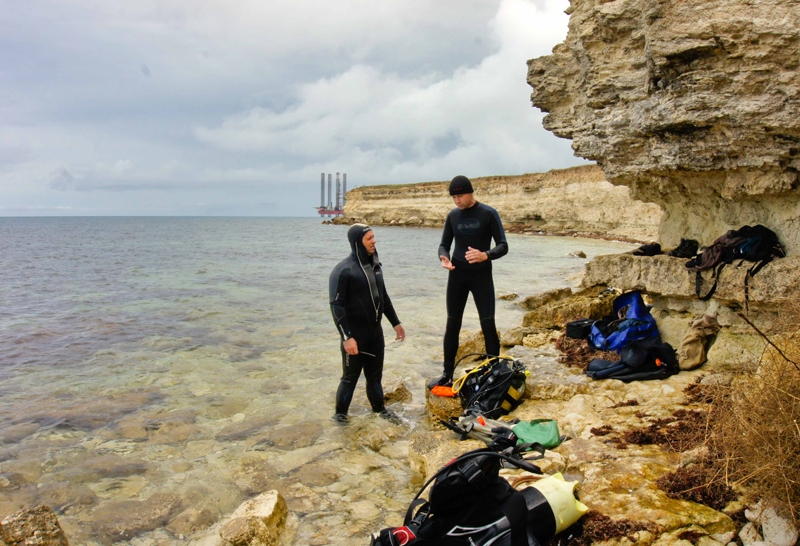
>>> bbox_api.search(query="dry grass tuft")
[705,308,800,522]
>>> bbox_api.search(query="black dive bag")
[369,442,546,546]
[457,355,527,419]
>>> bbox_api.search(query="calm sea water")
[0,217,634,545]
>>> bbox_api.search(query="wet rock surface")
[522,285,617,328]
[0,505,70,546]
[87,492,182,542]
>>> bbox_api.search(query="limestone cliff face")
[340,165,662,242]
[527,0,800,254]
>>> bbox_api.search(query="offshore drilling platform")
[316,172,346,217]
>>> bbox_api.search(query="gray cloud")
[0,0,584,216]
[49,168,75,191]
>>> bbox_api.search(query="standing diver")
[329,224,406,423]
[429,175,508,388]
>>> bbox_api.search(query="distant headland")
[332,164,662,244]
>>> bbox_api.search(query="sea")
[0,217,635,545]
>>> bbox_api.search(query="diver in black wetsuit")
[329,224,406,424]
[430,175,508,388]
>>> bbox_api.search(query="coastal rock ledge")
[337,164,662,243]
[527,0,800,254]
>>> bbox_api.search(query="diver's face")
[453,193,475,210]
[362,231,376,255]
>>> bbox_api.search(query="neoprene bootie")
[427,370,453,390]
[378,409,403,425]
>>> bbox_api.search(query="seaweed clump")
[545,510,660,546]
[656,463,737,511]
[612,409,708,452]
[555,334,618,371]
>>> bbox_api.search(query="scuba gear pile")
[586,337,678,382]
[452,354,528,419]
[369,435,545,546]
[584,292,679,382]
[369,434,586,545]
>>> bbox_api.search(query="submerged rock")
[35,482,98,514]
[217,416,277,442]
[1,423,40,445]
[256,423,325,450]
[88,492,182,542]
[382,380,412,405]
[219,490,288,546]
[166,506,218,537]
[0,505,69,546]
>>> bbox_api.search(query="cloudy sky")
[0,0,586,216]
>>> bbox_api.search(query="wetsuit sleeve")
[382,288,400,327]
[438,213,454,260]
[329,265,352,340]
[485,208,508,260]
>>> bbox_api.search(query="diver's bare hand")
[465,247,488,264]
[343,338,358,355]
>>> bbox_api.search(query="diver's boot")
[378,409,403,425]
[331,413,349,425]
[426,369,454,390]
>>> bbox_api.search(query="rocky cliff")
[527,0,800,254]
[339,165,662,242]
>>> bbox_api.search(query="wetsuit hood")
[347,223,379,266]
[346,223,381,319]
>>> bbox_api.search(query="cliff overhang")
[527,0,800,254]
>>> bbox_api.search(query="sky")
[0,0,587,216]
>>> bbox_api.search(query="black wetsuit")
[329,225,400,415]
[438,202,508,375]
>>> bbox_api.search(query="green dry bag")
[512,419,561,449]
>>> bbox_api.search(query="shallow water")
[0,217,635,544]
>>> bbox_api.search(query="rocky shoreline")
[334,164,663,244]
[7,256,798,545]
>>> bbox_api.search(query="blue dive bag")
[587,291,658,352]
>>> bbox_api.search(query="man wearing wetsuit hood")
[329,224,406,423]
[430,175,508,388]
